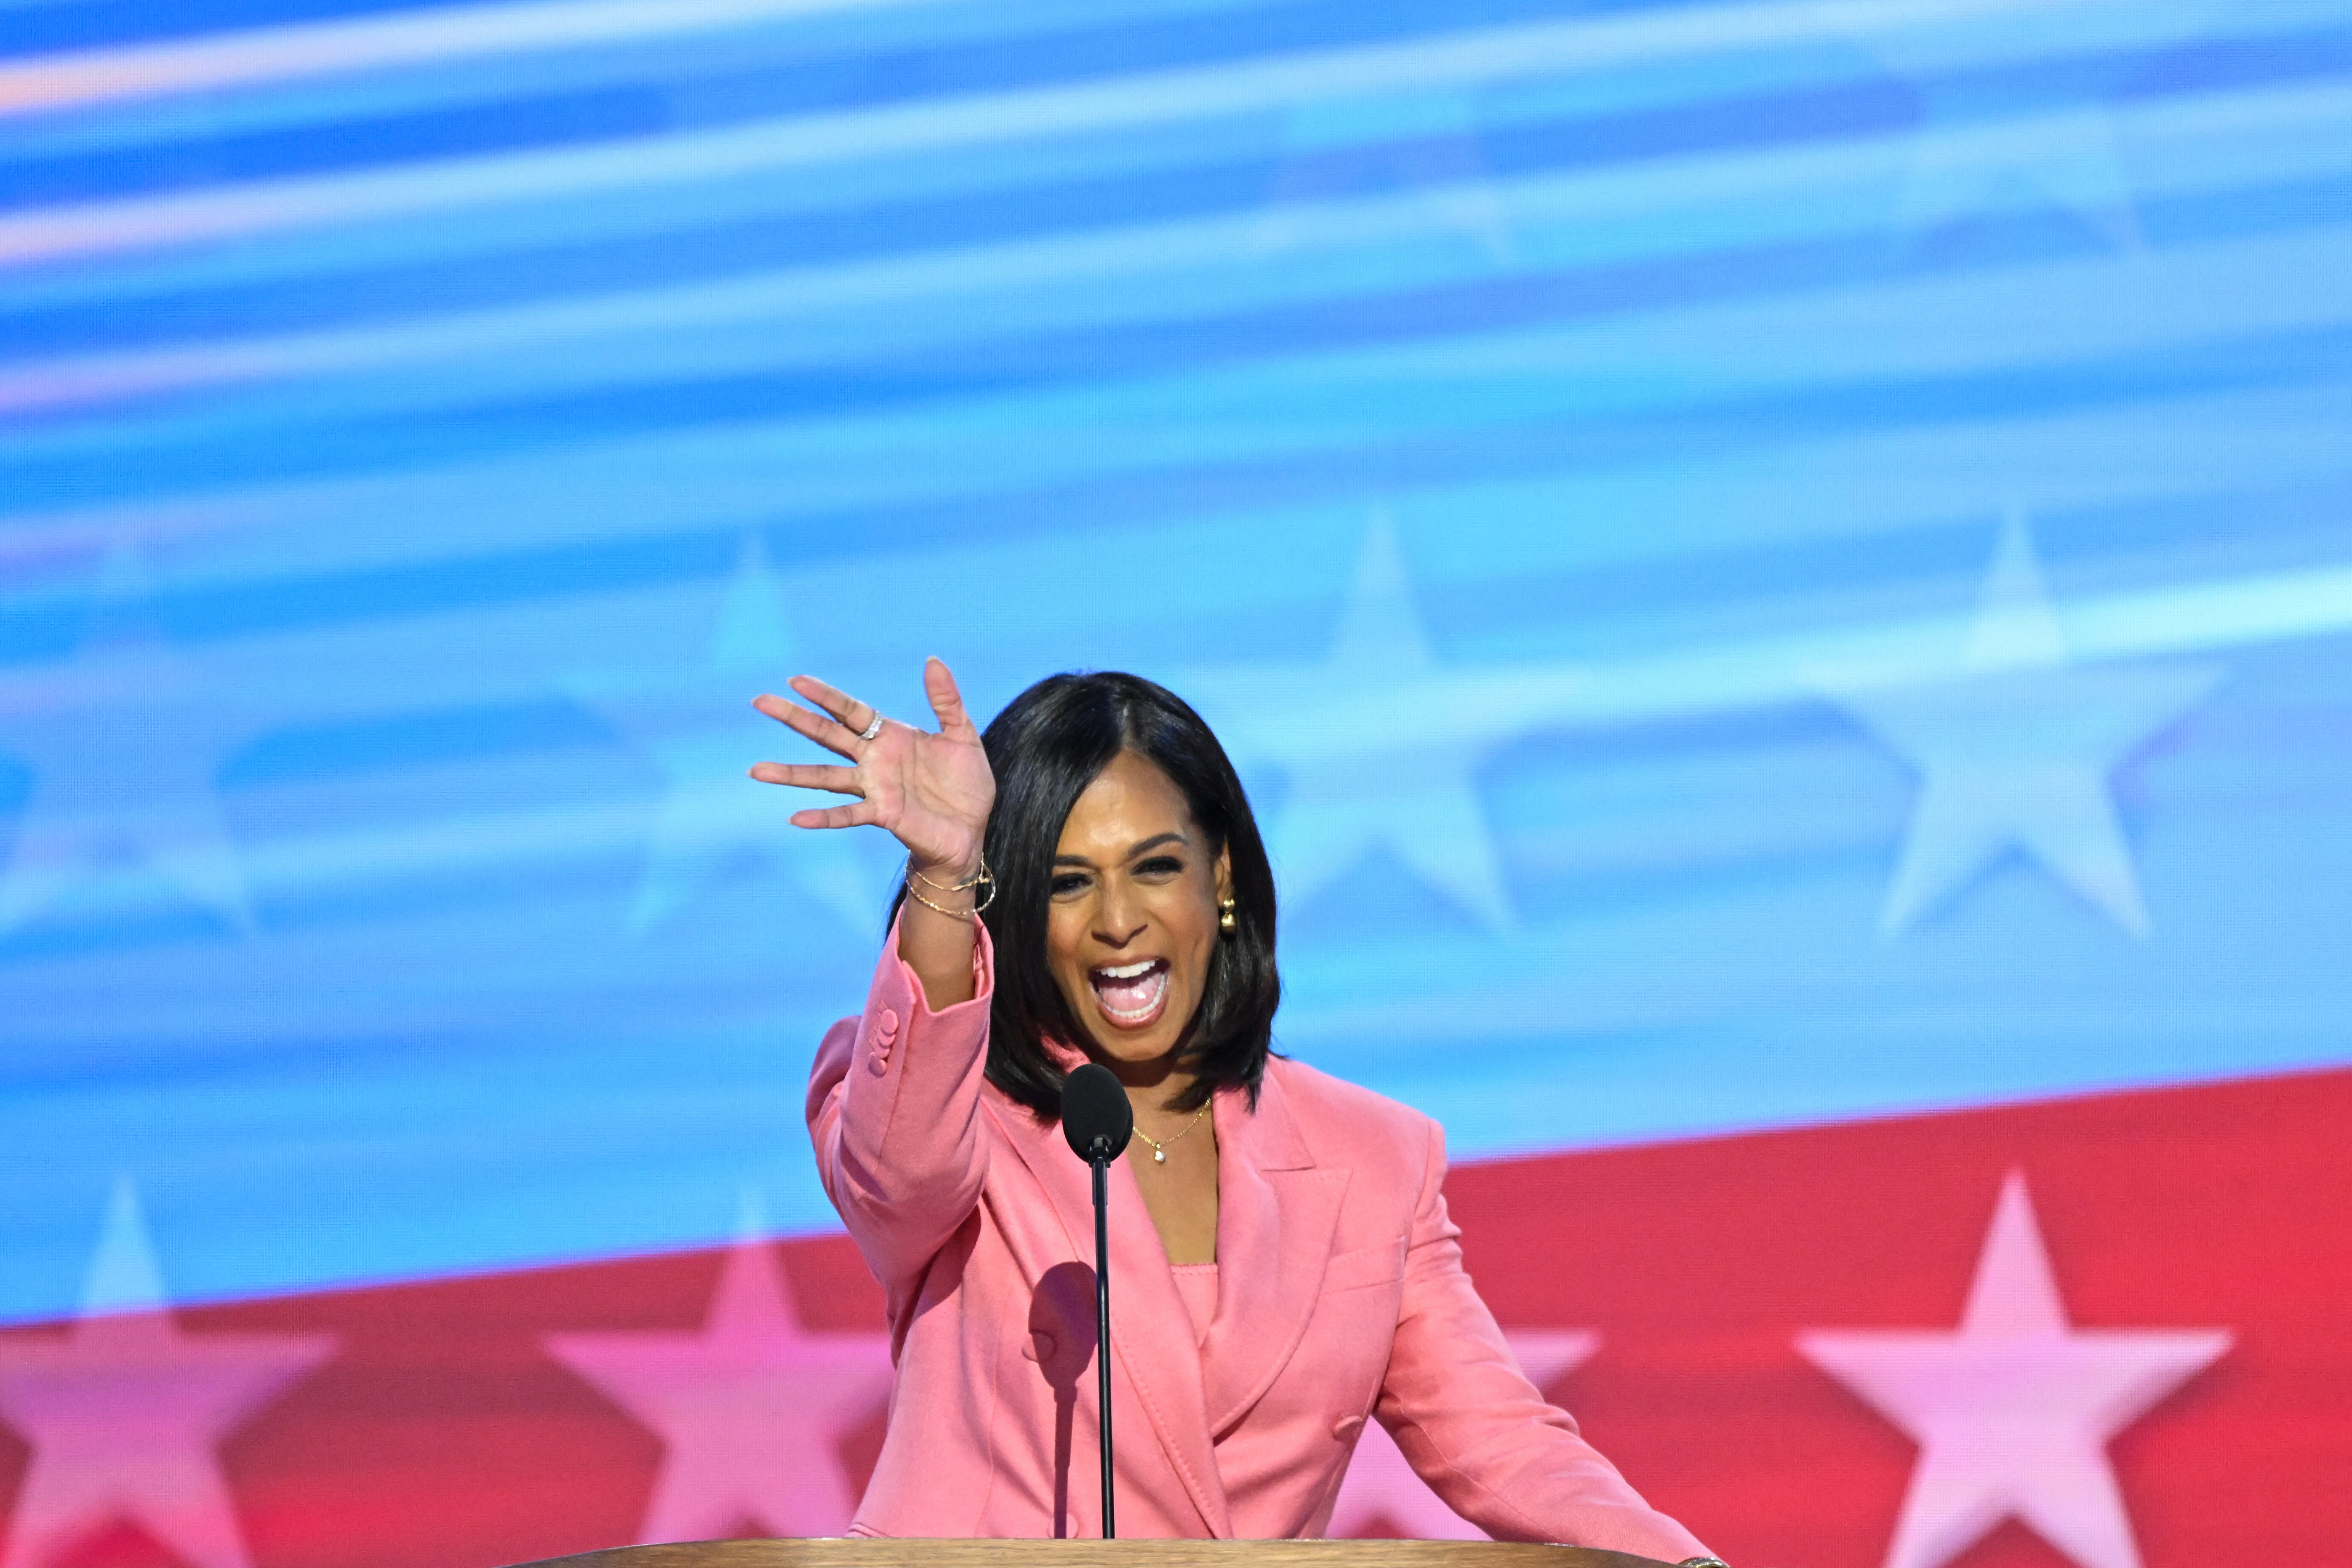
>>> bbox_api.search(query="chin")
[1088,1035,1177,1067]
[1082,1016,1185,1060]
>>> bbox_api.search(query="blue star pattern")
[0,548,260,936]
[568,537,901,934]
[1184,516,1572,930]
[0,0,2347,1321]
[1834,515,2221,936]
[1853,1,2212,251]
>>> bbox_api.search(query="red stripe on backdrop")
[1447,1067,2350,1568]
[0,1068,2342,1568]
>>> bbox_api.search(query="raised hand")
[750,656,995,882]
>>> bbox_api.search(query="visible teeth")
[1096,959,1158,979]
[1099,969,1168,1021]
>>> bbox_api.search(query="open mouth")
[1088,957,1171,1028]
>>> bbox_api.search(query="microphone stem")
[1092,1153,1115,1540]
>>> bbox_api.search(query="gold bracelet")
[904,881,976,920]
[908,858,991,893]
[905,857,995,920]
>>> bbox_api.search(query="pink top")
[1171,1262,1218,1345]
[804,917,1712,1555]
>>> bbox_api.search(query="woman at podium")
[754,662,1721,1565]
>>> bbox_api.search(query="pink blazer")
[806,923,1710,1560]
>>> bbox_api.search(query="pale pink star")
[545,1235,895,1542]
[1798,1171,2230,1568]
[0,1180,336,1568]
[1327,1329,1598,1539]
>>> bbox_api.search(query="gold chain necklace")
[1132,1102,1211,1164]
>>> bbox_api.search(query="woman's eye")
[1136,856,1184,878]
[1049,873,1090,897]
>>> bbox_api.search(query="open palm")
[750,656,995,877]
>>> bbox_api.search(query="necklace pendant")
[1153,1148,1166,1164]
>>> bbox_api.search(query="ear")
[1213,842,1233,905]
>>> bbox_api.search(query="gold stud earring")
[1218,898,1237,934]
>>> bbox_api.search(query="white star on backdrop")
[1858,12,2179,251]
[1832,514,2219,936]
[1798,1171,2230,1568]
[544,1225,895,1542]
[1182,514,1585,930]
[0,545,263,935]
[1894,102,2141,252]
[1258,86,1515,262]
[1327,1329,1598,1539]
[0,1179,337,1568]
[569,535,896,934]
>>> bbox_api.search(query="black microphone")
[1059,1063,1132,1539]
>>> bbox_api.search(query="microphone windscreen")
[1060,1062,1134,1163]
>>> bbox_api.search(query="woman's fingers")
[922,655,974,738]
[748,761,863,795]
[786,674,879,741]
[789,801,879,830]
[751,693,860,757]
[754,660,985,855]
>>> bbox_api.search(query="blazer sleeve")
[804,914,997,1311]
[1374,1116,1713,1564]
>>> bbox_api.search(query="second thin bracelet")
[905,856,996,919]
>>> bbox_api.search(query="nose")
[1093,914,1148,947]
[1093,883,1148,947]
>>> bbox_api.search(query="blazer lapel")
[1199,1069,1349,1436]
[996,1099,1232,1538]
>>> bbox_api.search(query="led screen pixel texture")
[2,0,2349,1323]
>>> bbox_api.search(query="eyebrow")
[1053,831,1188,867]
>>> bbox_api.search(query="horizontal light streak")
[1185,557,2352,768]
[0,0,931,120]
[5,70,2346,423]
[3,545,2342,889]
[0,487,317,574]
[2066,563,2352,660]
[64,555,2352,929]
[0,0,2201,269]
[1,343,2341,651]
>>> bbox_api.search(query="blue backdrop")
[3,0,2348,1323]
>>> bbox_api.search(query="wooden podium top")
[517,1540,1681,1568]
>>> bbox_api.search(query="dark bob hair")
[894,671,1280,1120]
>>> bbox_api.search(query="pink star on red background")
[1798,1170,2231,1568]
[0,1181,336,1568]
[545,1233,895,1542]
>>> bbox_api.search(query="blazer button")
[877,1008,901,1042]
[1024,1331,1055,1363]
[1331,1415,1365,1442]
[867,1051,889,1077]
